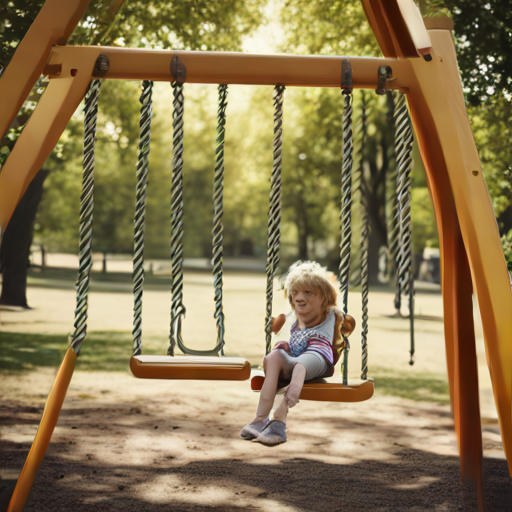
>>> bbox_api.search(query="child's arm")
[273,341,290,353]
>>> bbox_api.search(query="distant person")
[240,261,354,446]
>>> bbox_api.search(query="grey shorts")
[274,349,330,381]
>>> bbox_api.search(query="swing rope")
[394,92,415,364]
[69,79,102,356]
[167,82,229,357]
[264,84,285,355]
[132,80,153,357]
[355,91,370,381]
[385,92,401,310]
[393,93,407,313]
[212,84,228,356]
[338,89,354,385]
[168,82,186,356]
[338,90,353,315]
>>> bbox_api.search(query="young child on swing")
[240,260,354,446]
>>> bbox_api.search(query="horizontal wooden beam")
[45,46,414,90]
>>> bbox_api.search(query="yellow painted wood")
[251,374,374,403]
[0,69,95,230]
[130,355,251,381]
[408,28,512,473]
[0,0,90,140]
[8,348,77,512]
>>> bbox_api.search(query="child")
[240,261,354,446]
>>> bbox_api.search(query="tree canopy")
[430,1,512,106]
[2,0,510,282]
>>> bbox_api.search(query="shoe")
[240,418,269,440]
[253,420,287,446]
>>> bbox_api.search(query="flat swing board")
[251,374,374,403]
[130,355,251,381]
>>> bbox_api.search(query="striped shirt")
[289,310,335,365]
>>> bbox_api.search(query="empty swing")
[129,75,250,380]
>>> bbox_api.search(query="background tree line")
[1,0,510,307]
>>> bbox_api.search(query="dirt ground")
[0,269,511,511]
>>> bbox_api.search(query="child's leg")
[254,350,287,421]
[273,363,306,423]
[284,363,307,408]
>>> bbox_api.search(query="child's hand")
[273,341,290,353]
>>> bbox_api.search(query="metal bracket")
[376,65,393,95]
[171,55,187,85]
[93,54,110,77]
[341,59,353,94]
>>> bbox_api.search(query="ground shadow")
[1,404,510,511]
[2,444,510,511]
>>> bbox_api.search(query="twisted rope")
[168,82,186,356]
[69,79,102,355]
[393,93,406,313]
[132,80,153,357]
[339,91,353,314]
[385,92,400,304]
[338,90,354,385]
[169,84,229,358]
[212,84,228,356]
[264,84,285,355]
[350,91,372,288]
[394,93,415,364]
[396,100,413,295]
[355,91,370,381]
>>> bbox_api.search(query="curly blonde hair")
[284,261,337,314]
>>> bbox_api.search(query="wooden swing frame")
[2,1,511,510]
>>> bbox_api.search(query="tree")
[279,1,415,280]
[0,170,48,307]
[420,0,512,106]
[281,0,510,280]
[0,0,265,305]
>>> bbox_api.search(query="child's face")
[291,287,324,327]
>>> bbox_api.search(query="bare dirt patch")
[0,271,509,511]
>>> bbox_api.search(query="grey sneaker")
[240,418,269,440]
[254,420,287,446]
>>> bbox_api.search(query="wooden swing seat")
[251,373,374,402]
[130,355,251,380]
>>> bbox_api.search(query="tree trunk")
[366,180,388,285]
[368,210,388,284]
[498,205,512,235]
[0,169,49,308]
[297,203,309,260]
[40,244,46,267]
[298,228,308,260]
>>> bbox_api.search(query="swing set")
[1,0,511,510]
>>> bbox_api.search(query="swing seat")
[130,355,251,381]
[250,373,374,402]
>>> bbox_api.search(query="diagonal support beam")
[0,0,91,141]
[0,65,96,229]
[363,0,512,506]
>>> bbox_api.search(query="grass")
[0,331,165,373]
[372,367,450,404]
[0,331,451,404]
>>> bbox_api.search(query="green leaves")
[445,0,512,107]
